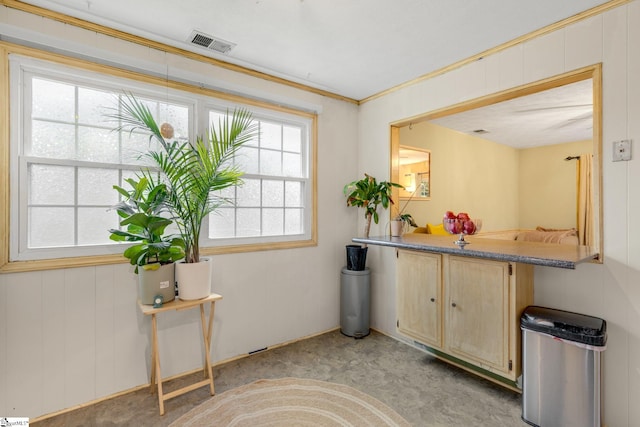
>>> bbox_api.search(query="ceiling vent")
[188,30,235,54]
[472,129,490,135]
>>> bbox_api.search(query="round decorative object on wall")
[160,122,174,139]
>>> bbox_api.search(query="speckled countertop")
[352,233,599,269]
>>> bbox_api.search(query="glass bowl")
[442,216,482,247]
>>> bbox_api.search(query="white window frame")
[8,54,315,264]
[201,100,313,247]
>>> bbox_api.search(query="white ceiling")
[18,0,611,101]
[430,79,594,149]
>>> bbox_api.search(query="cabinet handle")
[430,298,435,302]
[451,302,457,308]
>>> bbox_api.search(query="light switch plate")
[613,139,632,162]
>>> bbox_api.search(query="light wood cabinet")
[397,250,441,348]
[397,250,533,388]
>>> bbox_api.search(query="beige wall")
[519,139,592,229]
[2,3,639,426]
[399,122,591,232]
[399,122,520,231]
[360,2,640,426]
[0,6,359,420]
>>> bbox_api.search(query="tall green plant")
[343,174,403,238]
[110,94,259,263]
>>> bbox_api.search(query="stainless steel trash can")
[340,267,370,338]
[521,306,607,427]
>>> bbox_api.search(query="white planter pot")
[390,220,403,237]
[176,257,212,300]
[138,263,176,305]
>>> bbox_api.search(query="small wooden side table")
[138,293,223,415]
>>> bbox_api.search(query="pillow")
[516,228,579,245]
[536,226,577,233]
[413,226,429,234]
[427,223,449,235]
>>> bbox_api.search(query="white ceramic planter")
[176,257,212,300]
[390,220,403,237]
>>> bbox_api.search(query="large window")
[208,110,308,243]
[8,54,315,264]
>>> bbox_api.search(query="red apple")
[463,220,476,234]
[457,212,470,221]
[444,211,457,220]
[444,219,462,234]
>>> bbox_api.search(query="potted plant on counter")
[110,94,258,300]
[390,183,420,236]
[109,177,185,304]
[390,212,418,237]
[343,174,402,270]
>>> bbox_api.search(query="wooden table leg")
[140,295,221,415]
[207,301,216,395]
[149,322,156,393]
[199,303,215,396]
[151,313,165,415]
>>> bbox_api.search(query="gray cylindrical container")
[340,267,370,338]
[138,263,176,305]
[521,306,607,427]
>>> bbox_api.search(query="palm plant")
[344,174,403,238]
[110,93,259,264]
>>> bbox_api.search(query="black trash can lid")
[521,306,607,347]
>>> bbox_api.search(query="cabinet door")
[445,256,509,373]
[397,250,442,348]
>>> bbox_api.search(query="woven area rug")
[169,377,412,426]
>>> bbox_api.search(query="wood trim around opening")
[389,64,603,263]
[0,42,318,273]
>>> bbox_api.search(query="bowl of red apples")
[442,211,482,247]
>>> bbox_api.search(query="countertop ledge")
[352,234,599,269]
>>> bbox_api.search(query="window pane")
[260,149,281,175]
[136,97,159,117]
[78,86,112,126]
[285,208,303,235]
[244,122,259,147]
[121,169,139,185]
[29,164,75,205]
[260,121,281,150]
[216,185,235,200]
[31,121,76,159]
[159,104,189,140]
[29,207,75,247]
[208,111,225,138]
[285,181,302,207]
[122,131,156,165]
[32,78,75,122]
[263,208,283,236]
[209,208,235,238]
[78,168,119,205]
[262,180,283,207]
[283,152,302,177]
[236,179,260,207]
[78,207,117,245]
[283,126,301,153]
[78,126,120,163]
[236,146,259,174]
[236,208,260,237]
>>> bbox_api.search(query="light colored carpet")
[169,377,412,426]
